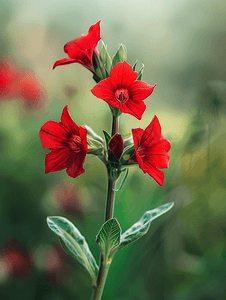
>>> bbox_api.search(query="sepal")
[92,51,103,83]
[84,124,104,155]
[112,44,127,68]
[121,144,135,164]
[100,41,112,77]
[137,64,144,81]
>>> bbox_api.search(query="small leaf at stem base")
[96,218,121,263]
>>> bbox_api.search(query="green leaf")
[96,218,121,263]
[103,130,111,151]
[47,216,98,285]
[112,44,127,68]
[137,64,144,81]
[100,41,112,76]
[119,203,174,249]
[132,60,138,71]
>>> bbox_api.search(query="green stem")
[91,116,119,300]
[91,258,110,300]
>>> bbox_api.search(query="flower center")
[136,147,146,159]
[69,135,83,152]
[115,88,129,104]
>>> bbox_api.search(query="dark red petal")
[132,128,144,150]
[39,121,69,150]
[141,115,161,146]
[66,152,86,178]
[144,163,165,186]
[108,133,124,158]
[53,58,79,69]
[129,82,156,102]
[91,78,116,104]
[121,100,146,120]
[45,149,72,173]
[110,62,138,90]
[60,106,79,135]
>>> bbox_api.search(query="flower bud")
[108,133,124,159]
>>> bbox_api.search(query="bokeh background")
[1,0,226,299]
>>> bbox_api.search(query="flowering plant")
[40,20,173,300]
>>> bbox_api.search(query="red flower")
[53,20,101,72]
[2,239,33,278]
[130,115,170,186]
[39,106,88,178]
[0,59,46,106]
[0,60,19,98]
[109,133,124,159]
[91,61,156,120]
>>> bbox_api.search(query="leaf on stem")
[47,216,98,285]
[119,202,174,249]
[96,218,121,263]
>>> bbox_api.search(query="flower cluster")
[40,21,170,186]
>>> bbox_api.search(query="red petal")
[121,100,146,120]
[132,128,144,150]
[39,121,69,150]
[160,136,171,152]
[144,163,165,186]
[53,58,79,69]
[66,152,86,178]
[141,115,161,146]
[145,152,170,168]
[79,126,88,152]
[91,78,115,104]
[110,62,138,90]
[129,82,156,102]
[60,106,79,135]
[87,20,101,40]
[45,149,72,173]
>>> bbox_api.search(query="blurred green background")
[1,0,226,299]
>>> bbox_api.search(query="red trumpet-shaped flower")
[39,106,88,178]
[91,61,156,120]
[53,21,101,72]
[130,116,170,186]
[108,133,124,159]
